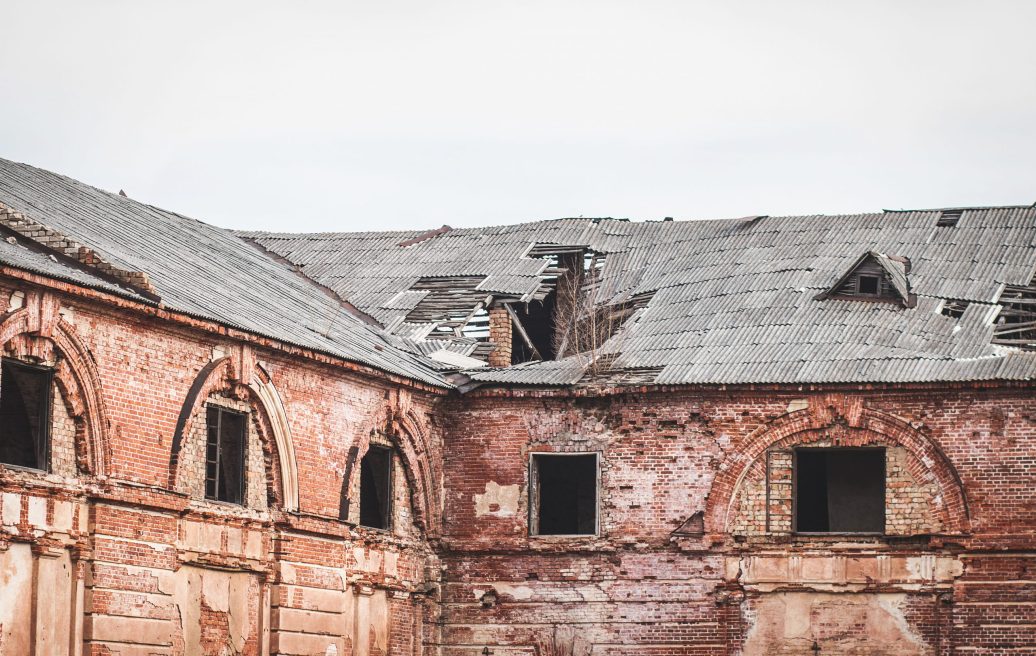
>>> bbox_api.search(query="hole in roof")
[941,300,968,319]
[937,210,963,227]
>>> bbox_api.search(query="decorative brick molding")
[168,351,300,511]
[0,202,158,297]
[706,395,971,538]
[340,388,441,537]
[1,296,111,476]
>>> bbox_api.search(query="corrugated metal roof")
[246,209,1036,386]
[2,157,1034,388]
[0,159,446,387]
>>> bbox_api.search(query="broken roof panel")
[247,207,1036,386]
[3,157,1035,388]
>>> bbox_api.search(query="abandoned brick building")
[0,157,1034,655]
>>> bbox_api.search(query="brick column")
[487,306,512,367]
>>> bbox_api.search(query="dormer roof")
[814,251,917,308]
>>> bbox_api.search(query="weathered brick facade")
[0,279,443,655]
[2,273,1036,654]
[0,163,1034,654]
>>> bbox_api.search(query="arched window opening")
[359,445,393,530]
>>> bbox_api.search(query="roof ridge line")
[237,234,383,328]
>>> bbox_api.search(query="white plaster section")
[474,481,521,518]
[0,543,34,654]
[0,543,76,655]
[173,565,257,654]
[742,592,929,655]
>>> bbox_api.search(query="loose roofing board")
[0,159,445,386]
[245,209,1036,385]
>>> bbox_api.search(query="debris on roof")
[246,207,1036,386]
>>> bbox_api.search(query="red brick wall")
[3,271,1036,655]
[439,388,1036,654]
[0,277,443,655]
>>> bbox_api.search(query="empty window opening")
[205,406,247,504]
[531,453,598,535]
[857,274,880,295]
[511,295,557,364]
[937,209,963,227]
[795,448,885,533]
[359,445,393,529]
[0,360,53,471]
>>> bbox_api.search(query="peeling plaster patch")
[742,592,929,655]
[474,481,520,517]
[786,399,809,413]
[482,583,535,601]
[0,544,32,654]
[175,566,254,655]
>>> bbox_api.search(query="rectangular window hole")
[0,359,53,471]
[205,406,247,505]
[360,445,393,530]
[531,453,598,535]
[794,448,885,534]
[857,274,880,295]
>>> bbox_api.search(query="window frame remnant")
[856,273,880,296]
[993,277,1036,349]
[204,405,248,505]
[359,444,394,530]
[0,359,54,472]
[528,452,600,537]
[792,447,886,535]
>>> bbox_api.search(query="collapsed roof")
[244,210,1036,386]
[1,157,1035,388]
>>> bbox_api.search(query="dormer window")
[815,251,917,307]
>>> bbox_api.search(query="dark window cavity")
[530,453,598,535]
[359,445,393,529]
[205,406,247,504]
[795,448,885,533]
[0,359,53,471]
[857,274,880,295]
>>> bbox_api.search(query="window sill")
[793,532,885,537]
[0,463,51,475]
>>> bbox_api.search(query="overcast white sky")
[2,1,1035,232]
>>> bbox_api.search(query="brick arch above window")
[0,297,111,477]
[168,352,299,511]
[705,397,970,540]
[339,393,440,537]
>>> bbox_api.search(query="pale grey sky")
[2,1,1035,232]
